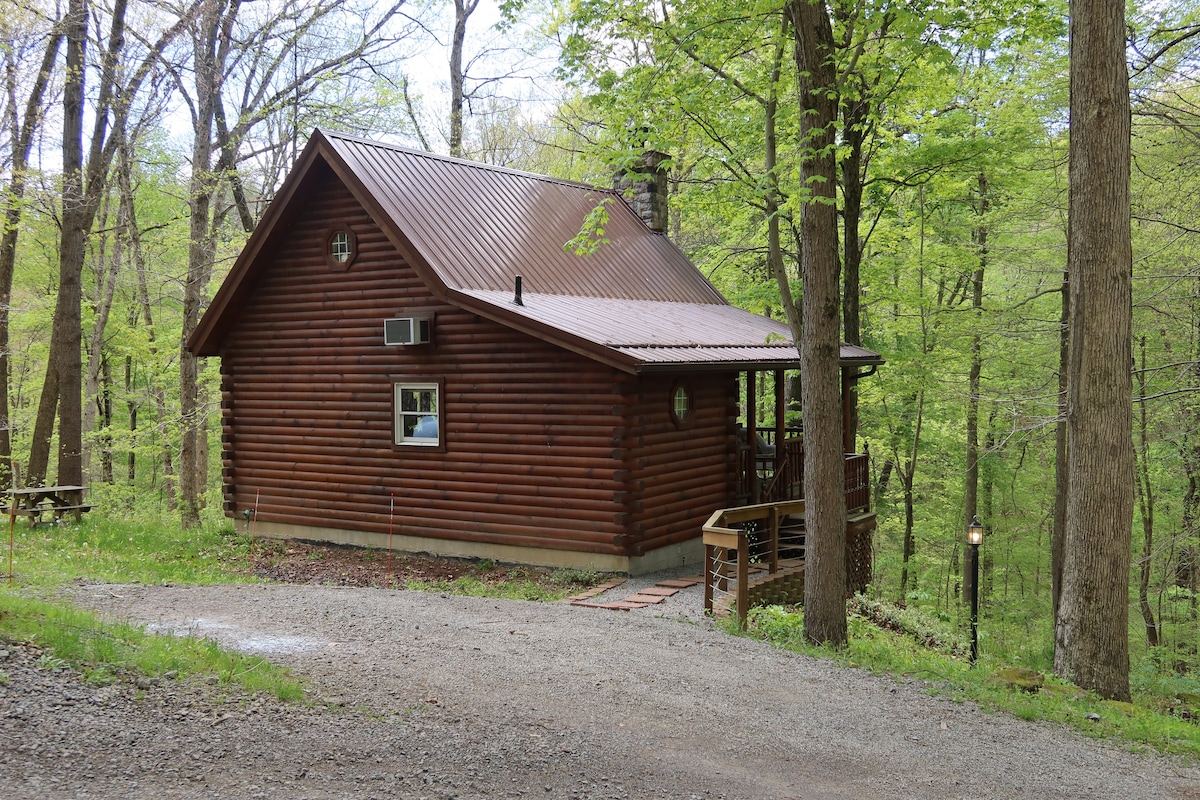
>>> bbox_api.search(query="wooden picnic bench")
[6,485,93,526]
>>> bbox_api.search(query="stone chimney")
[614,150,670,234]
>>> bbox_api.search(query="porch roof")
[454,290,883,372]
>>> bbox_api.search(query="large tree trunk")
[1054,0,1134,701]
[29,0,134,487]
[789,0,847,647]
[51,0,88,487]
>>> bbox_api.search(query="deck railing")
[702,499,806,624]
[738,437,870,511]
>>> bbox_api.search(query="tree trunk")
[965,172,987,596]
[1134,336,1159,647]
[841,100,866,451]
[52,0,89,487]
[1054,0,1134,701]
[895,391,923,605]
[178,0,224,529]
[789,0,847,647]
[448,0,479,157]
[0,23,62,487]
[98,353,113,484]
[83,171,124,475]
[765,16,801,338]
[29,0,135,487]
[1052,268,1069,627]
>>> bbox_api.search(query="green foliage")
[563,197,613,256]
[549,567,606,588]
[848,595,969,657]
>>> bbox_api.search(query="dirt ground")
[245,538,601,591]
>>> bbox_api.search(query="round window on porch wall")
[326,228,357,269]
[669,381,694,429]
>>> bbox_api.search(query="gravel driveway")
[4,581,1199,799]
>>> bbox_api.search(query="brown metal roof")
[323,131,725,304]
[190,130,884,373]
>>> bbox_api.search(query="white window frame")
[394,382,441,447]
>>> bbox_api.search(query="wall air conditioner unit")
[384,316,432,346]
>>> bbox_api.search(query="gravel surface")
[4,581,1199,799]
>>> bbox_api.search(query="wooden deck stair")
[704,496,876,624]
[711,561,806,619]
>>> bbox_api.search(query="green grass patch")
[736,602,1200,759]
[0,593,305,701]
[1,513,251,587]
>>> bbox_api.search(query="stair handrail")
[702,499,806,623]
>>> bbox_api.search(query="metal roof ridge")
[457,288,732,307]
[621,342,798,349]
[317,128,615,194]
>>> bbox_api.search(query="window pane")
[331,232,351,262]
[674,386,690,420]
[401,389,418,412]
[411,414,438,439]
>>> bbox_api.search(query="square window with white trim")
[395,383,440,446]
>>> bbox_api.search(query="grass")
[734,602,1200,758]
[2,513,251,587]
[0,513,295,699]
[0,592,306,701]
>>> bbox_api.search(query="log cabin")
[188,130,883,575]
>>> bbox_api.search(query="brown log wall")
[219,166,642,557]
[623,374,738,555]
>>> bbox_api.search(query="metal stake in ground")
[388,493,395,589]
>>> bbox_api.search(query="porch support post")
[841,367,853,453]
[774,370,786,451]
[747,371,758,501]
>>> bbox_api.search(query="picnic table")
[6,485,92,526]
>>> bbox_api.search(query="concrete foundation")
[247,520,704,577]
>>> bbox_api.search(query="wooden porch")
[713,363,877,622]
[708,447,877,624]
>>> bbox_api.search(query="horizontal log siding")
[219,170,635,556]
[624,374,738,555]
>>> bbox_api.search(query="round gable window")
[670,382,694,428]
[326,228,357,268]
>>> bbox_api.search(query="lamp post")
[966,515,984,666]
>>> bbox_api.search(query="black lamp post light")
[966,515,984,666]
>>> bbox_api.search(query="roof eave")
[631,354,886,375]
